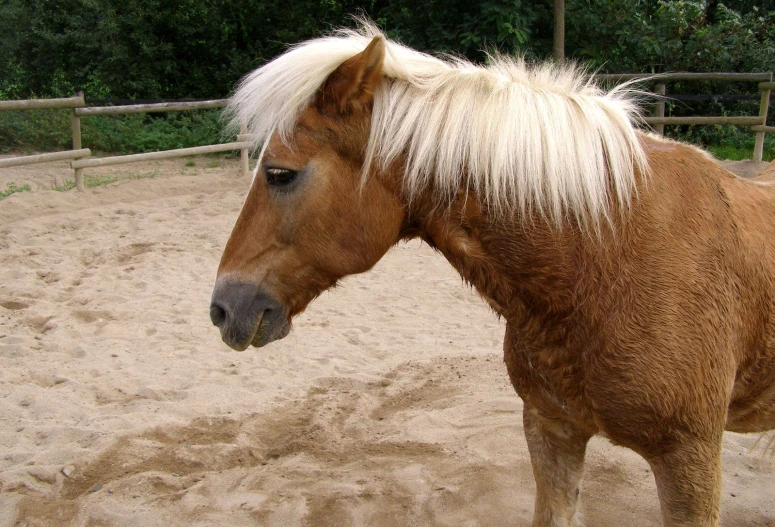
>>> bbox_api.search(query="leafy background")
[1,0,773,158]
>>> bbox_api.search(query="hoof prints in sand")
[16,356,529,527]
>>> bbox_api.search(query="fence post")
[71,91,85,191]
[240,121,250,177]
[653,83,666,136]
[553,0,565,61]
[754,77,772,164]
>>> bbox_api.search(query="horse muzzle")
[210,279,290,351]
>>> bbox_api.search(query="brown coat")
[212,35,775,526]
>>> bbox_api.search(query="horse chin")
[250,318,291,348]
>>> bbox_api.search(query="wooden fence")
[0,93,250,191]
[0,72,772,191]
[598,72,773,162]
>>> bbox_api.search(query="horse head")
[210,36,404,350]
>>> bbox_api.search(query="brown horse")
[760,159,775,181]
[211,25,775,527]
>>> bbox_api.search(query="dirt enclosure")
[0,156,773,526]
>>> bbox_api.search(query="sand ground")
[0,155,773,526]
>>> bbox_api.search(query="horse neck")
[400,186,593,340]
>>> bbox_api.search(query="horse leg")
[644,433,723,527]
[523,403,591,527]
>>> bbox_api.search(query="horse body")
[211,27,775,526]
[405,132,775,525]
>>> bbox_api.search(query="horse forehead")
[263,132,316,163]
[264,112,337,160]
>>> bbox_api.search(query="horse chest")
[502,326,591,425]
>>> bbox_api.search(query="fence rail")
[598,72,773,82]
[0,94,85,111]
[0,148,91,169]
[597,71,773,162]
[1,71,773,190]
[644,116,765,126]
[0,94,248,190]
[74,99,227,116]
[71,142,249,169]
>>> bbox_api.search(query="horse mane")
[228,22,649,226]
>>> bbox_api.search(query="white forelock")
[227,22,649,226]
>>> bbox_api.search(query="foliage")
[706,134,775,161]
[564,1,774,72]
[377,0,546,60]
[0,1,774,155]
[0,182,32,200]
[52,175,114,191]
[1,1,773,100]
[565,0,775,145]
[0,110,223,154]
[52,171,158,191]
[0,0,371,100]
[0,110,72,153]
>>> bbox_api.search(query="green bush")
[0,109,224,154]
[1,103,771,161]
[0,109,72,153]
[665,122,774,162]
[1,1,773,157]
[0,182,31,199]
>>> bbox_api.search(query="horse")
[210,24,775,527]
[760,159,775,181]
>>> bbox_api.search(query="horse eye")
[265,167,298,187]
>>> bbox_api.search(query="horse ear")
[318,35,386,115]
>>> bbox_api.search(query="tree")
[1,0,773,101]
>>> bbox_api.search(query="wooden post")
[553,0,565,61]
[72,91,85,191]
[754,80,771,164]
[240,121,250,177]
[653,83,666,136]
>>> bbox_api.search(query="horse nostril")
[210,303,227,327]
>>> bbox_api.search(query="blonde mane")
[228,23,649,225]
